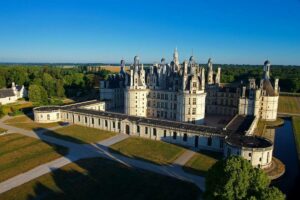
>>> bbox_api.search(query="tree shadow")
[14,127,202,200]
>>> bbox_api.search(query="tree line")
[218,65,300,93]
[0,65,111,105]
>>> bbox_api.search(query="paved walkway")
[0,119,205,194]
[173,150,196,166]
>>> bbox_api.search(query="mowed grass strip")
[110,137,185,165]
[0,158,200,200]
[4,115,61,130]
[292,117,300,160]
[44,125,116,144]
[183,150,222,176]
[278,96,300,114]
[0,133,68,182]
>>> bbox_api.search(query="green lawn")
[44,125,116,144]
[0,133,68,182]
[183,150,222,176]
[4,115,61,130]
[278,96,300,114]
[0,158,200,200]
[110,137,185,165]
[255,118,284,137]
[292,117,300,160]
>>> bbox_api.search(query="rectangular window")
[192,108,196,115]
[113,122,115,128]
[78,116,80,122]
[153,128,157,136]
[192,118,195,124]
[193,82,197,87]
[118,122,121,129]
[92,118,94,124]
[183,133,187,142]
[105,120,108,127]
[137,125,140,133]
[173,132,177,140]
[85,117,87,123]
[145,127,148,134]
[98,119,101,125]
[207,137,212,146]
[193,98,196,105]
[164,130,167,138]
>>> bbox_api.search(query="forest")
[0,65,111,105]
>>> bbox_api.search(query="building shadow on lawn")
[19,128,201,200]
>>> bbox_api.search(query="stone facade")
[100,50,279,125]
[33,100,274,169]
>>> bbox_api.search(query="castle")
[33,50,281,171]
[100,49,279,124]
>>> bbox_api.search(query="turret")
[207,58,214,84]
[120,59,126,77]
[274,78,279,95]
[215,67,221,84]
[173,48,179,67]
[264,60,271,80]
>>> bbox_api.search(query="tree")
[204,156,285,200]
[0,74,6,88]
[56,79,65,98]
[28,85,48,105]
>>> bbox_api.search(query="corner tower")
[124,56,149,117]
[177,56,206,125]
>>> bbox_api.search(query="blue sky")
[0,0,300,65]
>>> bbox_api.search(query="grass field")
[278,96,300,114]
[44,125,116,144]
[1,101,33,114]
[0,157,200,200]
[183,150,222,176]
[99,66,129,73]
[110,137,185,165]
[292,117,300,160]
[4,115,61,130]
[0,133,68,182]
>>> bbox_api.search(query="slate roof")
[226,135,272,148]
[0,88,15,98]
[262,79,276,96]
